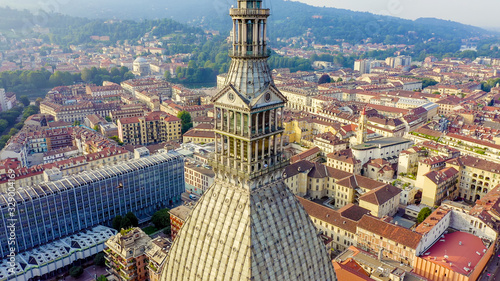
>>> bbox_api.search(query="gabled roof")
[359,185,401,206]
[357,216,422,249]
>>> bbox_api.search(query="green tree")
[151,208,170,229]
[109,135,124,146]
[0,119,8,132]
[120,216,132,230]
[97,275,108,281]
[94,252,106,266]
[417,207,432,224]
[93,125,100,132]
[125,212,139,227]
[112,215,123,231]
[318,74,331,84]
[73,120,81,126]
[69,266,84,278]
[35,97,43,107]
[105,116,112,122]
[19,95,30,106]
[177,111,193,134]
[8,128,18,136]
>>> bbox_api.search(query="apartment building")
[118,111,181,145]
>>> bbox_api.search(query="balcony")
[229,8,270,17]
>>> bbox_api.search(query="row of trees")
[111,212,139,231]
[0,67,134,94]
[0,105,39,150]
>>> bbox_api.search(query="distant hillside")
[0,0,495,45]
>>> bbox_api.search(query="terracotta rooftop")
[333,259,373,281]
[297,197,364,233]
[415,207,451,235]
[359,185,401,206]
[357,215,422,249]
[419,231,489,276]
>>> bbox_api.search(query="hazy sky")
[294,0,499,29]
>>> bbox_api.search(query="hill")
[1,0,494,45]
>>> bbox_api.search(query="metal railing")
[229,8,270,16]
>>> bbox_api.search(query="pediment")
[249,84,288,109]
[211,84,251,110]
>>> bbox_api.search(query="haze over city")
[0,0,500,280]
[294,0,500,29]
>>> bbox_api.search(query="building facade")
[0,152,184,257]
[105,228,151,281]
[118,111,181,145]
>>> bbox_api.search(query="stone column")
[247,113,251,138]
[233,110,237,134]
[255,112,259,136]
[233,20,236,54]
[261,111,265,134]
[268,109,272,132]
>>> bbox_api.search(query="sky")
[293,0,499,29]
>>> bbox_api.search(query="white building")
[351,137,413,165]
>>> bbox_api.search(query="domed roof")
[134,57,147,64]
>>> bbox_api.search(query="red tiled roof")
[357,215,422,249]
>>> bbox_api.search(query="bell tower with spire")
[160,1,337,280]
[356,107,368,145]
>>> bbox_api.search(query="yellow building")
[283,116,313,144]
[326,151,362,174]
[298,197,370,253]
[118,111,181,145]
[446,155,500,202]
[420,167,459,207]
[358,184,401,218]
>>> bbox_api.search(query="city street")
[481,249,500,280]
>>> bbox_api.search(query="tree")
[105,116,112,122]
[125,212,139,227]
[35,97,43,107]
[19,95,30,106]
[120,216,132,230]
[318,74,331,84]
[93,125,100,132]
[151,208,170,229]
[417,207,432,224]
[109,136,124,146]
[73,120,81,126]
[94,252,106,266]
[97,275,108,281]
[177,111,193,134]
[69,266,84,278]
[112,215,123,231]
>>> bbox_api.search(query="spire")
[225,0,273,98]
[159,1,337,280]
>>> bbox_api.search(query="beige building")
[144,237,171,281]
[118,111,181,145]
[182,129,215,144]
[326,151,362,174]
[298,197,370,253]
[184,162,215,195]
[105,228,152,281]
[363,158,395,182]
[359,184,401,218]
[446,155,500,202]
[420,167,459,207]
[356,215,422,266]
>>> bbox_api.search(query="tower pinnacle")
[159,1,337,280]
